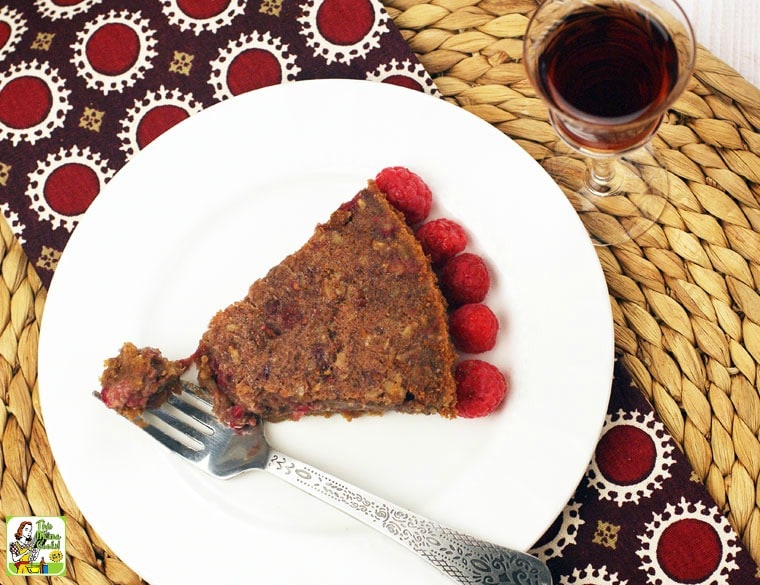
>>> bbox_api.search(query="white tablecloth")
[678,0,759,87]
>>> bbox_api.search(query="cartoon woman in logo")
[8,521,40,574]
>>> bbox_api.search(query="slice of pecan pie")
[196,181,457,426]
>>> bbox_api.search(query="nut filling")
[197,182,457,426]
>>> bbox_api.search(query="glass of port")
[523,0,696,246]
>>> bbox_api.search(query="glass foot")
[543,144,669,247]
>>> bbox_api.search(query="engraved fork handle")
[265,451,552,585]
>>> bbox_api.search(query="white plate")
[39,79,613,585]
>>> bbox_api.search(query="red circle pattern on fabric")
[382,74,422,91]
[595,424,657,486]
[86,23,140,75]
[176,0,231,19]
[656,518,723,582]
[316,0,374,45]
[43,163,100,216]
[136,105,190,149]
[0,76,52,128]
[0,22,11,49]
[225,49,282,95]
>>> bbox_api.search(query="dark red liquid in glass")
[536,4,680,152]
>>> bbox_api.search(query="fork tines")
[137,383,219,462]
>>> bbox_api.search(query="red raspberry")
[449,303,499,353]
[439,253,490,306]
[415,218,468,265]
[375,166,432,225]
[455,360,508,418]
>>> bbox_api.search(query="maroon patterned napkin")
[0,2,758,584]
[532,363,759,583]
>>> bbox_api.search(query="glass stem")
[586,157,619,195]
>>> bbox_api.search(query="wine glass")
[523,0,696,246]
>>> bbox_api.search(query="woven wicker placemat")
[387,0,760,556]
[2,1,760,583]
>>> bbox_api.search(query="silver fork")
[100,382,553,585]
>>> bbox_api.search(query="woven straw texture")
[1,1,760,583]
